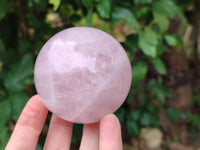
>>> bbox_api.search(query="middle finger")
[44,114,73,150]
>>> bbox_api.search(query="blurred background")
[0,0,200,149]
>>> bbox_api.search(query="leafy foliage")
[132,62,148,84]
[0,0,7,21]
[96,0,111,19]
[139,28,159,57]
[167,108,186,123]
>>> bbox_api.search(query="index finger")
[5,95,48,150]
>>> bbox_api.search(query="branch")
[17,0,28,38]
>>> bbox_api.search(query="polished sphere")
[34,27,132,124]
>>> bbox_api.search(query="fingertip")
[17,94,48,127]
[44,115,73,150]
[100,114,122,150]
[80,122,100,150]
[100,114,120,127]
[29,94,41,102]
[27,95,46,109]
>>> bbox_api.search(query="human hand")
[5,95,122,150]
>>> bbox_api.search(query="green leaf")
[33,0,48,12]
[125,34,138,52]
[115,108,126,125]
[150,58,167,75]
[0,100,11,127]
[176,34,184,50]
[112,7,140,31]
[111,7,132,21]
[126,120,140,136]
[36,144,43,150]
[139,28,159,57]
[193,94,200,107]
[167,108,186,123]
[82,0,94,8]
[132,62,148,84]
[137,7,151,19]
[71,124,83,143]
[153,13,169,33]
[0,0,6,21]
[97,0,111,19]
[186,113,200,129]
[152,0,177,18]
[49,0,61,11]
[164,35,177,46]
[70,14,82,23]
[140,113,151,126]
[139,39,157,57]
[177,7,187,23]
[126,86,135,104]
[134,0,152,5]
[0,127,10,149]
[128,109,141,121]
[147,80,169,104]
[151,116,161,127]
[85,8,93,26]
[156,42,167,56]
[139,94,148,106]
[18,40,32,53]
[8,93,28,121]
[4,54,33,92]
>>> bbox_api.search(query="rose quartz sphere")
[34,27,132,124]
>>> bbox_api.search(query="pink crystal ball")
[34,27,132,124]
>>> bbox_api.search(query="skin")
[5,95,123,150]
